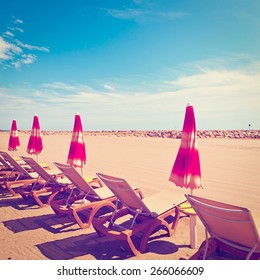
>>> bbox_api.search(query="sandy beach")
[0,131,260,260]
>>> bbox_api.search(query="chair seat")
[55,176,72,185]
[94,187,115,199]
[143,190,186,216]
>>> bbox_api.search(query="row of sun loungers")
[0,151,260,259]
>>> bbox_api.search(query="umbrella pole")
[189,188,197,249]
[36,154,39,163]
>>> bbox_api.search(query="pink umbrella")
[27,115,43,162]
[169,103,203,194]
[8,119,20,157]
[169,103,202,249]
[67,113,86,175]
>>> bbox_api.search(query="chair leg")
[72,200,116,229]
[88,201,116,228]
[126,235,141,256]
[170,207,181,234]
[189,238,218,260]
[5,182,20,196]
[139,219,171,254]
[32,192,47,207]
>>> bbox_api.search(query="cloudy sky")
[0,0,259,131]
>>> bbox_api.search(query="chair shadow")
[0,188,43,210]
[0,198,40,210]
[3,213,80,234]
[0,190,12,199]
[0,192,69,211]
[37,233,183,260]
[0,187,69,210]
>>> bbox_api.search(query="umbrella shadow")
[3,213,80,234]
[145,240,186,255]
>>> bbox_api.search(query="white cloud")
[15,40,49,52]
[103,84,116,91]
[104,7,186,23]
[43,82,95,93]
[0,36,22,60]
[8,26,24,33]
[165,70,259,89]
[0,57,259,130]
[21,53,37,64]
[0,18,50,69]
[13,18,23,24]
[4,31,14,37]
[15,27,24,33]
[0,37,12,59]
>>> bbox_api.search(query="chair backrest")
[20,156,57,184]
[54,162,97,196]
[186,194,260,253]
[97,173,151,214]
[0,151,31,177]
[0,154,12,169]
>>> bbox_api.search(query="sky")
[0,0,260,131]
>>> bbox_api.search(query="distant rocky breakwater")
[13,130,259,139]
[85,130,260,139]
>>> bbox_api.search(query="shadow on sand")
[37,233,186,260]
[3,213,81,234]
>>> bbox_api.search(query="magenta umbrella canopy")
[8,119,20,152]
[27,115,43,156]
[67,113,87,171]
[169,104,203,192]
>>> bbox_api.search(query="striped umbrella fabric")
[169,103,203,193]
[67,113,86,174]
[8,119,20,155]
[27,115,43,159]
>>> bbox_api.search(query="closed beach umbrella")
[169,103,203,194]
[27,114,43,162]
[8,119,20,157]
[67,113,86,175]
[169,103,202,249]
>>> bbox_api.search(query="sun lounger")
[0,151,50,172]
[92,173,185,256]
[185,194,260,260]
[0,151,33,178]
[0,155,12,171]
[0,152,42,196]
[17,156,72,207]
[50,162,144,229]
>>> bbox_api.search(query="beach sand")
[0,131,260,260]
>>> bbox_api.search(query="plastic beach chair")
[17,156,72,207]
[185,194,260,260]
[92,173,186,256]
[0,150,50,171]
[0,151,35,176]
[0,151,41,196]
[50,162,144,229]
[0,155,12,171]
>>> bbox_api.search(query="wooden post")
[190,214,197,249]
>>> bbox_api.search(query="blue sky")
[0,0,259,131]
